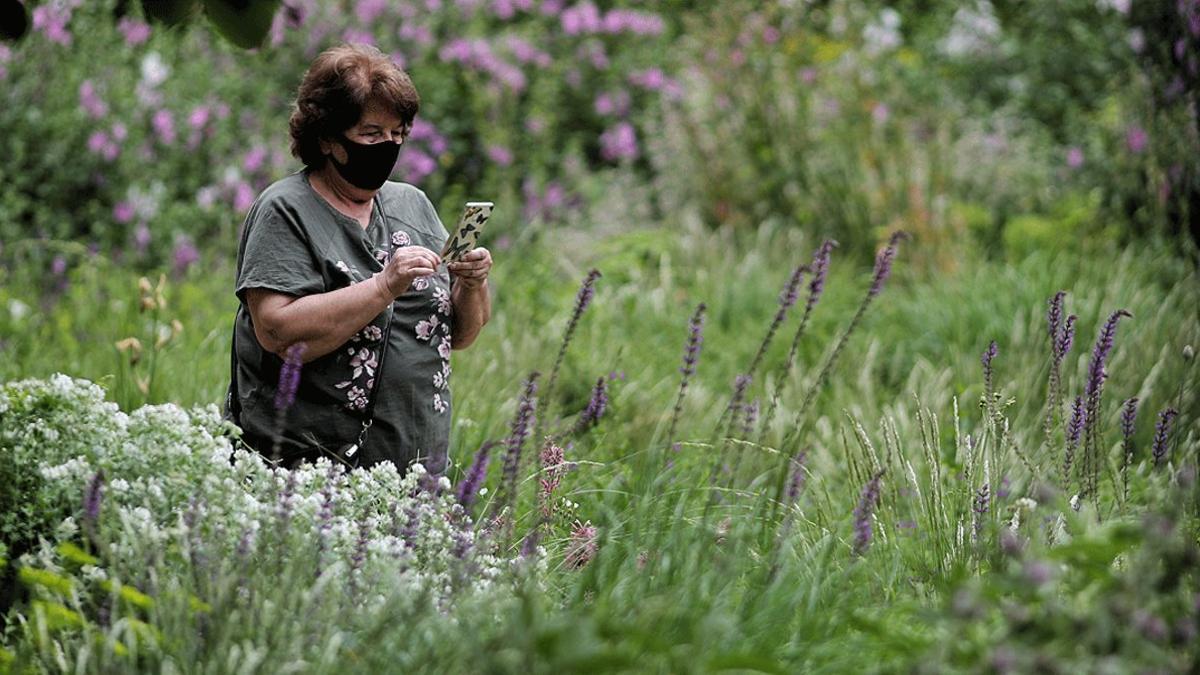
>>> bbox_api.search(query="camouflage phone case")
[441,202,494,263]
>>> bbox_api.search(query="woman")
[225,43,492,476]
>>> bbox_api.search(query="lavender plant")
[456,441,496,511]
[667,302,706,447]
[1063,395,1086,492]
[1082,310,1132,506]
[536,269,600,443]
[789,233,906,449]
[852,471,884,558]
[271,341,307,463]
[498,373,540,528]
[1151,408,1179,468]
[572,376,609,435]
[1121,397,1139,503]
[759,240,836,445]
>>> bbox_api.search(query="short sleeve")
[235,200,326,304]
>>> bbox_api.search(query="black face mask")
[330,136,402,190]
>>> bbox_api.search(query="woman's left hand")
[447,247,492,290]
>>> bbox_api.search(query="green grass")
[2,225,1198,672]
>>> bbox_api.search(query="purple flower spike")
[1121,398,1140,441]
[742,399,759,439]
[457,441,496,508]
[574,268,602,316]
[972,483,991,539]
[668,303,707,444]
[1152,408,1179,468]
[778,265,806,311]
[1085,310,1132,401]
[1047,291,1066,355]
[1067,395,1086,446]
[806,239,837,314]
[274,342,308,411]
[501,373,539,509]
[579,376,609,428]
[852,471,883,557]
[1057,315,1077,364]
[981,340,999,393]
[83,470,105,525]
[869,232,908,298]
[680,303,707,378]
[786,452,808,505]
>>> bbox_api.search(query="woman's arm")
[248,246,442,362]
[448,247,493,350]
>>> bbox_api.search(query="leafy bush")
[0,374,519,669]
[0,0,682,264]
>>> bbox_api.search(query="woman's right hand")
[374,246,442,299]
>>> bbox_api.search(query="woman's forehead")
[357,99,406,128]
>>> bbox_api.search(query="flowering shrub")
[0,0,680,266]
[0,374,515,669]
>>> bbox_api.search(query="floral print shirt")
[231,170,452,473]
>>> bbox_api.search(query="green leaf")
[140,0,200,26]
[202,0,282,50]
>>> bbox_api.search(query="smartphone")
[441,201,494,263]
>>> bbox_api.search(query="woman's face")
[345,99,408,144]
[322,98,407,163]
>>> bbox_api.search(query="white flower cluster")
[2,375,511,616]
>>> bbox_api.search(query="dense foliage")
[1,0,1198,671]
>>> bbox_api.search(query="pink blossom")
[234,182,255,212]
[492,0,516,19]
[525,116,547,134]
[79,80,108,119]
[800,67,818,84]
[117,17,151,46]
[540,0,564,16]
[134,224,151,255]
[355,0,388,23]
[399,149,438,183]
[113,201,135,223]
[342,28,376,45]
[601,9,664,35]
[594,91,630,116]
[599,122,638,161]
[87,131,109,155]
[152,109,176,145]
[543,181,566,208]
[561,1,602,34]
[578,41,608,69]
[111,122,128,142]
[1126,125,1148,154]
[243,146,268,173]
[173,236,200,275]
[398,23,434,47]
[188,105,210,130]
[486,144,514,166]
[32,4,73,46]
[629,68,666,90]
[763,25,781,44]
[1066,146,1084,169]
[872,102,889,124]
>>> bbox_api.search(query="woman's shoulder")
[253,172,312,211]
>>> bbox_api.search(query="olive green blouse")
[229,170,452,474]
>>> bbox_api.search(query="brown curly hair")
[288,43,421,169]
